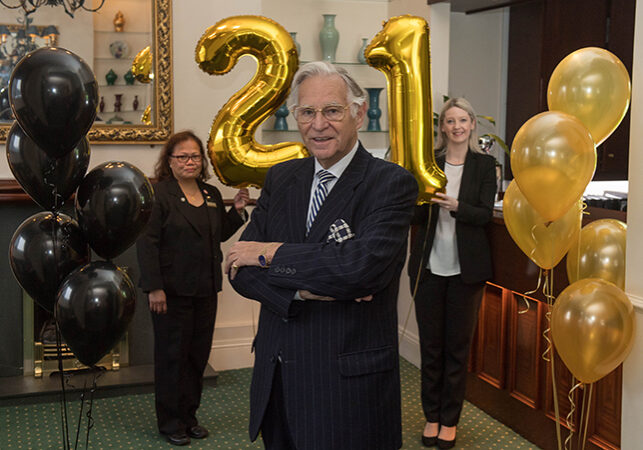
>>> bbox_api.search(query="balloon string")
[564,378,582,450]
[74,379,87,449]
[54,318,71,450]
[402,207,433,341]
[573,201,588,287]
[577,382,588,450]
[85,370,101,448]
[581,383,594,450]
[519,268,543,314]
[542,269,563,450]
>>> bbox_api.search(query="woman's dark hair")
[153,130,211,181]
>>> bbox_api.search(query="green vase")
[105,69,117,86]
[124,69,135,85]
[319,14,339,63]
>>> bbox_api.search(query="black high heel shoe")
[437,437,456,449]
[422,435,438,447]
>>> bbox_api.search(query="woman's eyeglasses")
[170,154,202,163]
[291,104,351,123]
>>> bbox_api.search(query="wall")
[0,0,449,372]
[620,0,643,446]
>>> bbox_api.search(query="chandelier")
[0,0,105,18]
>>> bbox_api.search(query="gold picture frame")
[0,0,173,144]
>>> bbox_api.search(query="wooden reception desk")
[466,207,626,450]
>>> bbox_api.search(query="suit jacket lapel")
[287,158,314,242]
[199,180,219,240]
[168,179,204,237]
[306,144,370,242]
[458,151,477,202]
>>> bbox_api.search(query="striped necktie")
[306,169,336,234]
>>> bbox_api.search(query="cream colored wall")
[0,0,449,371]
[620,0,643,445]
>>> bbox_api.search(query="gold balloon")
[132,46,153,83]
[503,181,582,269]
[365,15,445,205]
[141,105,152,125]
[567,219,627,289]
[548,47,631,146]
[195,15,306,187]
[511,111,596,222]
[552,278,635,384]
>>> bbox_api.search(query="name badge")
[206,201,218,208]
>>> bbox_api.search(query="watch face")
[258,254,267,267]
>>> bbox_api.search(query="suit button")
[282,317,289,323]
[291,268,297,274]
[285,268,292,275]
[270,356,276,363]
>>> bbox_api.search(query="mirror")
[0,0,172,144]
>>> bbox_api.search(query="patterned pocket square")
[327,219,355,243]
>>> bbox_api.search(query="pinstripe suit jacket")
[230,144,418,450]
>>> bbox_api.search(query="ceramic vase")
[99,96,105,113]
[366,88,383,131]
[105,69,117,86]
[358,38,368,64]
[114,94,123,112]
[113,11,125,32]
[133,95,139,111]
[124,69,135,85]
[289,32,301,56]
[274,103,289,130]
[319,14,339,62]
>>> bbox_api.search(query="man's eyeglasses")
[291,104,351,124]
[170,154,202,163]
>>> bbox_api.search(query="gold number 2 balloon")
[195,16,307,187]
[365,15,445,204]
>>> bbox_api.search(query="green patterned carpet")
[1,359,539,449]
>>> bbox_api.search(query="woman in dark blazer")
[137,131,248,446]
[408,98,497,449]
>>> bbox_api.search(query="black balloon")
[9,212,91,313]
[9,47,98,158]
[6,121,90,211]
[75,161,154,259]
[56,261,136,367]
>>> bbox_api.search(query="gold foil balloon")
[141,105,152,125]
[552,278,635,384]
[195,15,307,187]
[548,47,631,146]
[567,219,627,289]
[132,46,153,83]
[511,111,596,222]
[503,180,582,270]
[365,15,445,205]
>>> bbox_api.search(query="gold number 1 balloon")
[365,15,445,205]
[195,16,307,187]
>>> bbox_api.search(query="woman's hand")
[149,289,167,314]
[234,188,250,213]
[432,192,459,213]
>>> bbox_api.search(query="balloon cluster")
[6,48,154,367]
[503,47,633,384]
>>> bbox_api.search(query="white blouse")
[427,162,464,276]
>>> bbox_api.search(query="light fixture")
[0,0,105,18]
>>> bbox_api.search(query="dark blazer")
[137,178,244,296]
[408,150,497,285]
[229,144,418,450]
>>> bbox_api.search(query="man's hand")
[234,188,250,213]
[225,241,283,280]
[149,289,167,314]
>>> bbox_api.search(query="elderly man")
[226,61,418,450]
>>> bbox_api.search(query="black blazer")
[408,150,497,285]
[137,178,244,296]
[229,144,418,449]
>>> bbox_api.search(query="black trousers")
[414,270,484,426]
[261,362,297,449]
[151,294,217,435]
